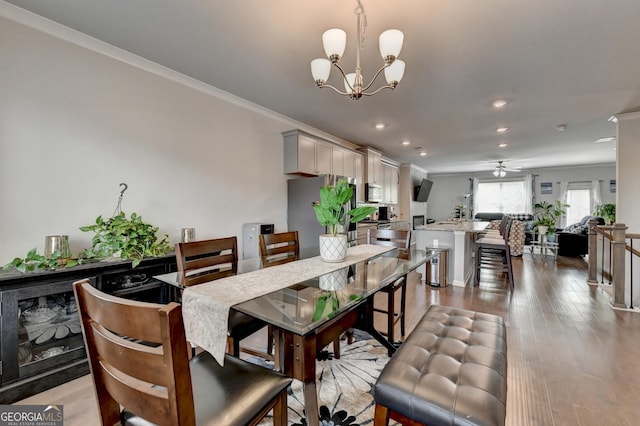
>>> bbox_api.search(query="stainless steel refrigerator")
[287,175,357,259]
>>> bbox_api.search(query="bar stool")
[368,228,411,352]
[475,216,514,289]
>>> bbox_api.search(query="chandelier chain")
[355,0,367,49]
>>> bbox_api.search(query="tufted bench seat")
[373,305,507,426]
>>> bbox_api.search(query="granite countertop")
[415,221,490,232]
[359,219,408,224]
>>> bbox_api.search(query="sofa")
[557,215,605,257]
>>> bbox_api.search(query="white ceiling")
[6,0,640,174]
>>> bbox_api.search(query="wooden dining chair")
[259,231,300,268]
[73,279,291,426]
[367,228,412,351]
[175,237,272,359]
[258,231,341,359]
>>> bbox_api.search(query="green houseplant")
[79,212,172,267]
[593,203,616,224]
[3,248,74,273]
[533,200,569,235]
[312,179,376,262]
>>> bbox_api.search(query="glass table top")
[233,248,432,335]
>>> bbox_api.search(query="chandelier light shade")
[311,0,406,100]
[384,59,405,85]
[379,29,404,61]
[322,29,347,60]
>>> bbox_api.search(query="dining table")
[155,244,433,426]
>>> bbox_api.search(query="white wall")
[427,164,616,221]
[0,15,321,263]
[616,111,640,306]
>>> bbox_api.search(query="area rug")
[254,335,398,425]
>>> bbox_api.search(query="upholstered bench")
[373,305,507,426]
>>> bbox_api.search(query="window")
[476,180,528,213]
[565,188,592,225]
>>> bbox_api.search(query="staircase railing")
[587,219,640,310]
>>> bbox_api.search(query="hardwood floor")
[17,254,640,425]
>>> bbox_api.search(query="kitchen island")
[414,220,490,286]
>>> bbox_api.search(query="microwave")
[365,183,383,203]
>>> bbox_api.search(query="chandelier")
[493,161,507,178]
[310,0,405,100]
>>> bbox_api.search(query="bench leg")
[373,404,389,426]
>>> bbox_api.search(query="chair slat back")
[175,237,238,287]
[73,279,194,426]
[259,231,300,268]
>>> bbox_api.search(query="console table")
[0,255,176,403]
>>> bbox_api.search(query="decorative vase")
[319,234,348,263]
[537,226,548,242]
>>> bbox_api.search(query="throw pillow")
[564,223,582,233]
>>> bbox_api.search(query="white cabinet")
[316,140,332,175]
[342,150,356,179]
[355,153,364,202]
[283,130,332,175]
[382,162,399,204]
[332,148,344,177]
[360,147,382,184]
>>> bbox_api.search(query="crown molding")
[616,111,640,122]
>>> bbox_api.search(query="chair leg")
[267,325,274,356]
[227,336,240,357]
[271,390,288,426]
[333,338,341,359]
[387,289,395,354]
[399,277,407,338]
[373,404,390,426]
[506,249,514,290]
[475,246,481,286]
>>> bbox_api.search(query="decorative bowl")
[23,304,64,324]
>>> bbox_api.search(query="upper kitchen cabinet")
[283,130,361,180]
[382,161,399,204]
[359,147,382,185]
[283,130,332,176]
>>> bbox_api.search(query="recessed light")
[419,151,427,157]
[556,124,567,132]
[496,127,509,133]
[608,116,618,123]
[374,123,386,130]
[498,143,508,148]
[401,140,411,146]
[491,99,508,108]
[596,137,616,143]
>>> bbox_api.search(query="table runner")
[182,244,394,365]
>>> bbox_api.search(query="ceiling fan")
[492,161,521,177]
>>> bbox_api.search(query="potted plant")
[533,200,569,237]
[79,212,172,267]
[312,179,376,262]
[593,203,616,224]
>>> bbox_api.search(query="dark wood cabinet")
[0,255,176,403]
